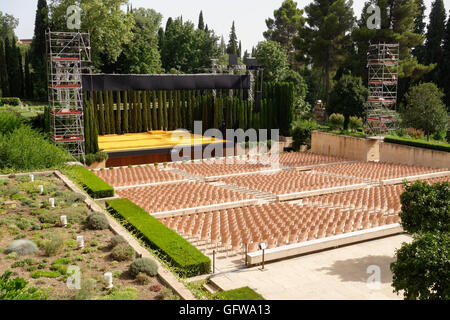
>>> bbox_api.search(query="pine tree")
[30,0,48,100]
[198,11,205,30]
[227,21,238,55]
[0,41,9,97]
[220,36,226,55]
[425,0,447,83]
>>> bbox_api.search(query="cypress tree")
[142,91,148,132]
[123,91,129,133]
[168,90,173,130]
[116,91,122,134]
[133,91,139,132]
[152,91,158,130]
[6,38,21,97]
[109,91,115,134]
[104,91,111,134]
[84,97,91,154]
[425,0,447,83]
[198,11,205,31]
[0,41,9,97]
[158,90,163,130]
[442,14,450,110]
[146,91,152,131]
[17,48,24,98]
[30,0,49,100]
[24,52,33,99]
[98,92,105,135]
[137,91,142,132]
[163,91,168,130]
[174,90,179,129]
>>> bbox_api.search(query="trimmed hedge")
[214,287,264,300]
[384,136,450,153]
[65,166,114,199]
[106,198,211,277]
[0,97,21,106]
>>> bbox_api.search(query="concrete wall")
[380,142,450,169]
[311,131,380,161]
[311,131,450,169]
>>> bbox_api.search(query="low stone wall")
[311,131,380,161]
[380,142,449,169]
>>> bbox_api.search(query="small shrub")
[129,258,158,278]
[85,212,109,230]
[150,284,162,292]
[5,240,38,256]
[75,278,97,300]
[158,287,180,300]
[348,116,363,131]
[0,178,10,186]
[291,119,317,150]
[0,270,47,300]
[110,243,135,262]
[135,272,151,285]
[43,233,64,257]
[109,235,126,248]
[85,152,109,166]
[328,113,345,130]
[93,287,138,300]
[30,270,61,279]
[406,128,425,140]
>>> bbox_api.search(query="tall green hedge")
[85,84,294,139]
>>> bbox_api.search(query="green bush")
[64,166,114,198]
[290,119,317,150]
[93,287,138,300]
[107,199,211,277]
[0,270,47,300]
[348,116,363,131]
[129,258,158,278]
[30,270,61,279]
[5,240,38,256]
[384,136,450,153]
[85,152,109,166]
[135,272,152,285]
[110,243,135,261]
[0,98,21,106]
[158,287,180,300]
[85,212,109,230]
[214,286,265,300]
[390,232,450,300]
[328,113,345,130]
[399,181,450,234]
[109,235,126,248]
[43,233,64,257]
[0,111,23,135]
[0,126,69,172]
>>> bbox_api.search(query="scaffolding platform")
[365,43,399,134]
[46,31,91,161]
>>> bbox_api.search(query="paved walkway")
[210,234,412,300]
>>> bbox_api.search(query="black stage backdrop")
[82,74,251,91]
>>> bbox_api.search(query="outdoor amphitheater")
[94,151,450,271]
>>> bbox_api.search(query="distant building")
[18,39,32,45]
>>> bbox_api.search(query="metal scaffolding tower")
[365,43,399,134]
[46,31,91,161]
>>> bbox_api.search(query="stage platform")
[98,131,230,167]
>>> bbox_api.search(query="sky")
[1,0,450,53]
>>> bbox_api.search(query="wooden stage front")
[98,131,231,167]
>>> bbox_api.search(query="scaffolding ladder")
[365,43,399,134]
[46,31,91,161]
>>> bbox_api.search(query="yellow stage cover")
[98,131,227,152]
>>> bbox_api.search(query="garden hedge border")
[214,287,264,300]
[384,136,450,153]
[106,198,211,278]
[65,166,114,198]
[0,97,21,106]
